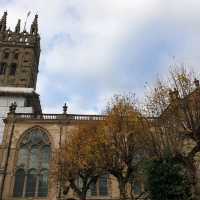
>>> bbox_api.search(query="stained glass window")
[38,170,49,197]
[29,146,39,169]
[13,169,25,197]
[17,146,28,168]
[13,129,51,197]
[41,146,50,168]
[25,169,37,197]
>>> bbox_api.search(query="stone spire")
[0,11,7,32]
[15,19,21,33]
[30,14,38,34]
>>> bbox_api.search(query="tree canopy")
[98,94,148,200]
[57,123,105,200]
[145,153,192,200]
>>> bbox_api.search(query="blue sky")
[1,0,200,114]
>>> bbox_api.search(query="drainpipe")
[0,102,17,200]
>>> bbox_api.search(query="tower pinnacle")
[30,14,38,34]
[0,11,7,32]
[15,19,21,33]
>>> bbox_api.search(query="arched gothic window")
[13,129,51,197]
[88,175,109,197]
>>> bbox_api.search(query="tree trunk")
[118,180,128,200]
[69,179,88,200]
[77,190,87,200]
[190,169,200,200]
[186,160,200,200]
[79,194,86,200]
[176,153,200,200]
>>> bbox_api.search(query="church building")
[0,12,139,200]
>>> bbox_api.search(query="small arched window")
[88,175,109,197]
[13,129,51,197]
[13,50,19,60]
[132,181,142,195]
[99,175,108,196]
[2,49,10,60]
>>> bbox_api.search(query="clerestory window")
[13,129,51,198]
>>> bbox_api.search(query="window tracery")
[13,128,51,198]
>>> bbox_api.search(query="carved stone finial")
[30,14,38,34]
[194,78,200,88]
[9,102,17,114]
[15,19,21,33]
[0,11,7,32]
[63,103,68,114]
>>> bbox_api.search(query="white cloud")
[1,0,200,113]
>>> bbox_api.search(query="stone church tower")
[0,11,116,200]
[0,11,142,200]
[0,12,41,142]
[0,11,40,89]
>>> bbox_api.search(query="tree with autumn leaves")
[56,123,105,200]
[144,66,200,199]
[98,94,149,200]
[55,66,200,199]
[55,94,148,200]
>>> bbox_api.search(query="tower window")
[4,52,9,59]
[10,63,17,76]
[24,52,30,62]
[0,63,6,75]
[14,53,19,59]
